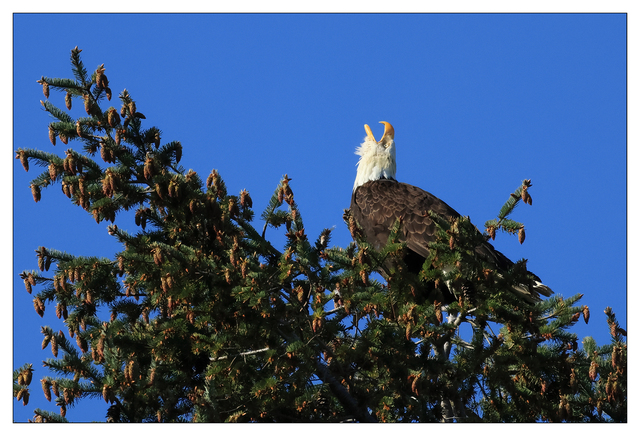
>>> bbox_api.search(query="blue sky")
[12,13,627,422]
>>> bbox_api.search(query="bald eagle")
[349,121,552,304]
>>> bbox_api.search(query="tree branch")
[209,347,270,362]
[313,356,377,423]
[277,327,377,423]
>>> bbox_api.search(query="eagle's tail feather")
[512,280,553,303]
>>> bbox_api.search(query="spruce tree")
[14,47,626,422]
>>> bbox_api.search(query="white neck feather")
[353,137,396,191]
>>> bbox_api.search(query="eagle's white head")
[353,121,396,191]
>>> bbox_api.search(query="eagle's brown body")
[350,178,512,274]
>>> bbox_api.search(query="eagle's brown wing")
[350,179,512,271]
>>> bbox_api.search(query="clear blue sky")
[12,13,626,422]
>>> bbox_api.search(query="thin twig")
[209,347,270,362]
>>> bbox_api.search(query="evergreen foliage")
[15,48,626,423]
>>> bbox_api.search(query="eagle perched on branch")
[349,121,552,303]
